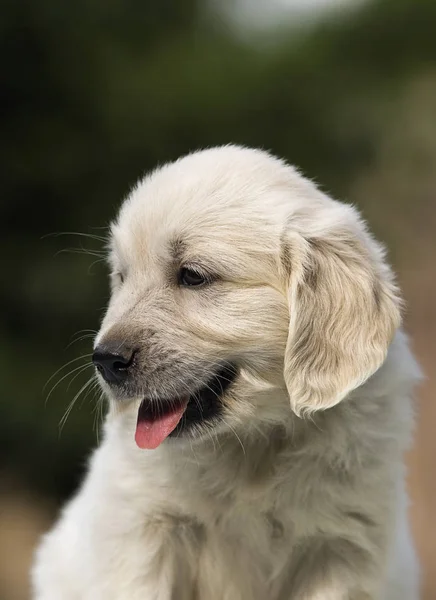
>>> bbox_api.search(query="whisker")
[42,231,109,243]
[58,376,96,433]
[43,354,93,392]
[69,328,98,339]
[54,247,107,259]
[87,258,107,274]
[45,361,93,406]
[77,375,100,406]
[66,363,94,392]
[65,334,96,350]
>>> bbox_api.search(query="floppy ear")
[282,205,401,416]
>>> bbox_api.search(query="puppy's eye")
[178,267,208,287]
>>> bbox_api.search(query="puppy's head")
[93,146,401,449]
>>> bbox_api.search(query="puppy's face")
[94,147,401,450]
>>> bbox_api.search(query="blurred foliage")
[1,0,436,502]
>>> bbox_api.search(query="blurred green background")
[1,0,435,598]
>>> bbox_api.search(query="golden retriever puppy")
[32,146,420,599]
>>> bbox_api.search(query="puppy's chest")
[168,507,292,597]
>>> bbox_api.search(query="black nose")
[92,345,134,384]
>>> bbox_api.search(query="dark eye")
[178,267,208,287]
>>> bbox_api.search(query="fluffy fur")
[32,146,421,599]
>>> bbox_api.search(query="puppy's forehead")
[111,146,310,263]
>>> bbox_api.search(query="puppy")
[33,146,420,599]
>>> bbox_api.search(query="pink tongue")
[135,400,188,450]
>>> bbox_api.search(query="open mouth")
[135,363,238,450]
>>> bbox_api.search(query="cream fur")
[32,146,421,599]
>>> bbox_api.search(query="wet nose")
[92,345,134,384]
